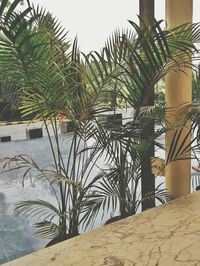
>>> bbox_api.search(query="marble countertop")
[3,192,200,266]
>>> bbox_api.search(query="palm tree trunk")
[139,0,155,210]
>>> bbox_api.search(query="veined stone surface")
[3,192,200,266]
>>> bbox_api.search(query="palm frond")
[34,221,59,239]
[15,199,60,220]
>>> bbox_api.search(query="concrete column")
[165,0,193,198]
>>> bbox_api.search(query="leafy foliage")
[1,0,200,245]
[192,64,200,102]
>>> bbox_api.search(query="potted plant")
[0,0,200,246]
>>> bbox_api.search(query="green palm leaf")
[15,199,61,221]
[34,221,59,239]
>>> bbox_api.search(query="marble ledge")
[3,192,200,266]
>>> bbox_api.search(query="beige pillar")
[165,0,193,198]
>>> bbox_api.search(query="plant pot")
[45,233,79,247]
[104,215,122,225]
[196,185,200,191]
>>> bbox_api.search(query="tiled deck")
[3,192,200,266]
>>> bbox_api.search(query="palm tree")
[0,0,85,241]
[0,0,114,243]
[79,19,200,224]
[0,0,24,6]
[0,0,200,244]
[192,64,200,102]
[0,67,21,120]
